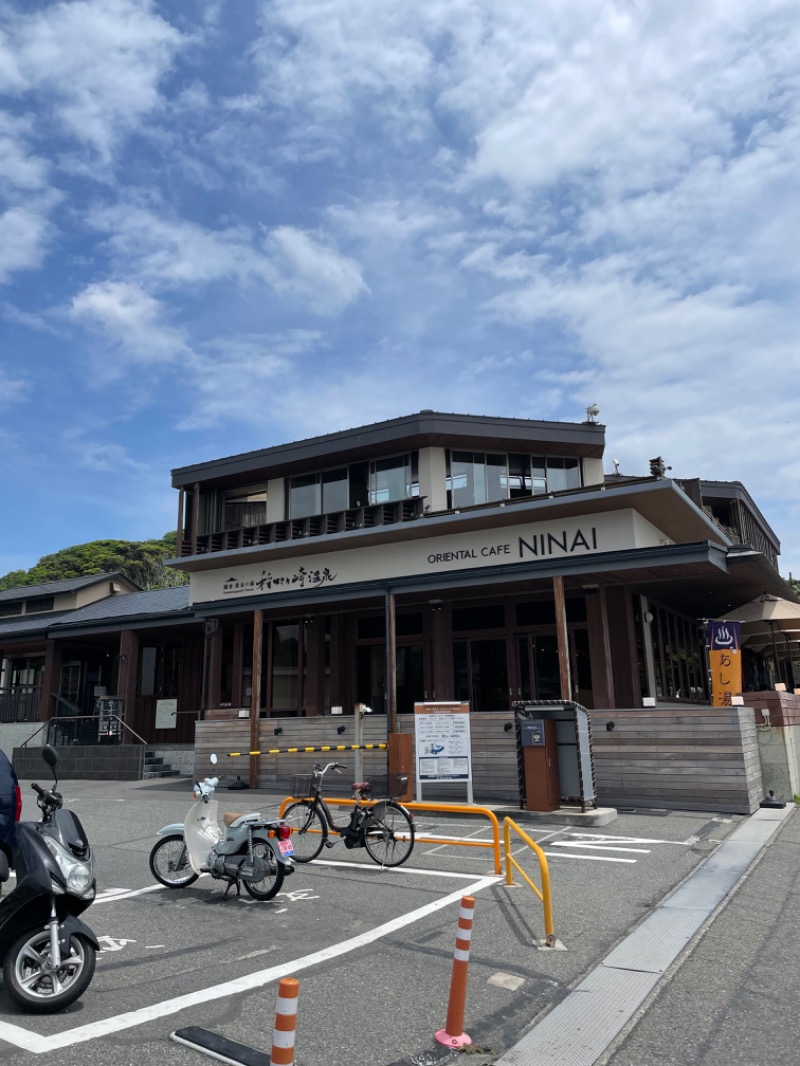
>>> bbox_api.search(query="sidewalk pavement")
[497,803,799,1066]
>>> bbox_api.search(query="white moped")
[149,756,295,900]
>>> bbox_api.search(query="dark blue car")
[0,749,21,864]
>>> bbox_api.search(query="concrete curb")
[494,804,796,1066]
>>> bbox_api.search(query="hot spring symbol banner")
[708,621,742,707]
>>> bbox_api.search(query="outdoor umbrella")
[726,595,800,686]
[725,594,800,625]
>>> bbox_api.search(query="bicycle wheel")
[149,835,199,887]
[363,801,415,867]
[282,801,327,862]
[243,842,285,900]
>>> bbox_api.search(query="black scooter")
[0,745,98,1013]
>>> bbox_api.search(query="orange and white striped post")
[435,895,475,1048]
[270,977,299,1066]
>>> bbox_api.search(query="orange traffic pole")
[270,977,299,1066]
[435,895,475,1048]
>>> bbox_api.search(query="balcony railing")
[0,685,42,724]
[181,497,427,557]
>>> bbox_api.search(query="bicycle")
[283,762,415,867]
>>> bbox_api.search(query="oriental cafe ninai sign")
[189,508,668,604]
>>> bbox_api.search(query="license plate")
[278,840,295,856]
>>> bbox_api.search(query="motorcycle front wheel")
[3,929,96,1013]
[243,842,285,901]
[149,835,199,888]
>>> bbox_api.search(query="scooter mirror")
[42,745,59,768]
[210,754,218,765]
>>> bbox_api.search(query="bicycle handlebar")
[314,761,347,778]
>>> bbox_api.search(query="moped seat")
[223,811,260,827]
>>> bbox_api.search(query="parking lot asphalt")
[0,776,755,1066]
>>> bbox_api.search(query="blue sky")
[1,0,799,579]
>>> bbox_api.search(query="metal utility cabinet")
[514,701,598,812]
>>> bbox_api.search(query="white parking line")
[544,851,636,864]
[568,833,691,846]
[0,873,500,1054]
[549,842,651,854]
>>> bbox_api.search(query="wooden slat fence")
[196,706,764,814]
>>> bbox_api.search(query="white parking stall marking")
[567,833,691,846]
[543,851,637,864]
[549,842,651,854]
[0,873,500,1054]
[94,885,164,904]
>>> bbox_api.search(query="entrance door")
[453,638,510,711]
[518,629,594,707]
[356,643,427,714]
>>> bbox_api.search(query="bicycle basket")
[362,773,408,799]
[290,774,315,798]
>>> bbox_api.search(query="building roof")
[0,611,75,640]
[171,410,606,490]
[49,586,192,630]
[0,587,191,645]
[0,572,137,604]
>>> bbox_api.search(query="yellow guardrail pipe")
[278,797,502,874]
[503,817,556,947]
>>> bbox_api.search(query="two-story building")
[3,411,797,807]
[170,411,792,721]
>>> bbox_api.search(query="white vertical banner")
[413,702,473,804]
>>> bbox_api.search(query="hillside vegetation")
[0,533,189,592]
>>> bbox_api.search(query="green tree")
[0,534,189,592]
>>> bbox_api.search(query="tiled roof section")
[0,572,134,604]
[50,586,191,627]
[0,611,74,638]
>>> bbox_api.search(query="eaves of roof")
[171,411,606,489]
[0,571,138,604]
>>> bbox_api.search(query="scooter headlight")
[43,837,95,899]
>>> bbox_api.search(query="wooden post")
[190,482,200,556]
[250,609,263,789]
[385,588,397,733]
[553,576,572,701]
[176,486,185,555]
[586,587,616,709]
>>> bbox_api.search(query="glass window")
[322,468,348,512]
[531,457,547,495]
[448,451,508,508]
[453,638,509,710]
[272,624,299,707]
[507,454,531,498]
[140,648,157,697]
[369,454,416,504]
[288,474,321,518]
[452,605,506,630]
[139,644,180,698]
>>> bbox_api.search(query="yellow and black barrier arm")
[226,743,387,757]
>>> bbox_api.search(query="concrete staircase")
[143,749,181,780]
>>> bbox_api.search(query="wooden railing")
[181,497,427,556]
[0,685,42,723]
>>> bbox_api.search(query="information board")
[413,702,473,803]
[96,697,123,738]
[156,698,178,730]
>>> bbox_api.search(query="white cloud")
[179,330,324,429]
[0,365,28,406]
[0,0,186,162]
[88,203,273,288]
[69,280,187,373]
[69,439,148,473]
[265,226,368,313]
[0,112,48,191]
[0,205,51,282]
